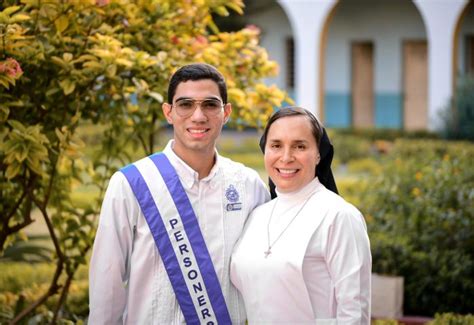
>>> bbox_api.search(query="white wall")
[245,4,292,91]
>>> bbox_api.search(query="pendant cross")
[264,248,271,258]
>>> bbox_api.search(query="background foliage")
[362,139,474,315]
[440,75,474,141]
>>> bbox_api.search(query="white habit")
[231,177,372,324]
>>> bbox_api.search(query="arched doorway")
[323,0,427,129]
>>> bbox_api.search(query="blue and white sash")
[121,153,231,325]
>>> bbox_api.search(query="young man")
[88,63,270,324]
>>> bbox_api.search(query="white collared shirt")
[89,140,269,324]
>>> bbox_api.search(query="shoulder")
[219,155,263,182]
[109,154,156,196]
[249,198,275,217]
[104,171,135,198]
[312,187,363,220]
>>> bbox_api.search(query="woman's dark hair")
[259,106,338,197]
[167,63,227,104]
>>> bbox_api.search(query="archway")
[324,0,427,129]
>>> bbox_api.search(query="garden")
[1,0,474,324]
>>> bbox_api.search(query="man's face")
[162,79,232,159]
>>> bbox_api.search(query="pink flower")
[195,35,208,45]
[96,0,110,6]
[245,24,261,34]
[0,58,23,79]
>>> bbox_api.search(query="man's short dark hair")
[167,63,228,104]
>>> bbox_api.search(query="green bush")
[330,134,372,164]
[428,313,474,325]
[0,262,90,321]
[0,263,55,293]
[440,75,474,141]
[347,157,382,175]
[363,139,474,315]
[372,320,400,325]
[330,128,438,141]
[336,177,368,207]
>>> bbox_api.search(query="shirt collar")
[163,140,221,189]
[275,177,323,204]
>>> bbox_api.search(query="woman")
[231,107,371,324]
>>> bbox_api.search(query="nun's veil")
[259,107,338,199]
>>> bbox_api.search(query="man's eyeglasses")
[172,98,224,118]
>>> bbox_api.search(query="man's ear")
[162,103,173,124]
[223,102,232,124]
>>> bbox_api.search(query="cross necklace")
[264,193,315,258]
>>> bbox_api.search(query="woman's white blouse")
[230,178,372,324]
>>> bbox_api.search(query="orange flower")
[415,171,423,181]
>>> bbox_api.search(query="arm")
[88,172,137,324]
[326,207,372,324]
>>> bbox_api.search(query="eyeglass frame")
[171,97,226,118]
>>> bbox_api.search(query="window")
[466,35,474,76]
[286,37,295,89]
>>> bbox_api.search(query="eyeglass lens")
[174,99,223,117]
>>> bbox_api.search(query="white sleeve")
[326,208,372,324]
[246,169,271,210]
[88,172,139,324]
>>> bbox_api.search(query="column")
[413,0,468,130]
[278,0,337,119]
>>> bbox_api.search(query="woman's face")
[264,115,320,193]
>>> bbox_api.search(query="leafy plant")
[363,139,474,315]
[429,313,474,325]
[440,75,474,140]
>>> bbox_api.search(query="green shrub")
[428,313,474,325]
[372,320,400,325]
[363,139,474,315]
[337,177,368,207]
[347,157,382,175]
[440,75,474,141]
[0,262,89,321]
[330,134,372,164]
[331,128,438,141]
[0,263,55,293]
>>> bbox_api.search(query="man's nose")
[190,105,207,121]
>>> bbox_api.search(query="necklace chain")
[264,193,314,258]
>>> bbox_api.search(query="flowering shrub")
[363,139,474,315]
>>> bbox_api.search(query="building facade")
[241,0,474,130]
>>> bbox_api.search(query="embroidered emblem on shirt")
[225,185,242,211]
